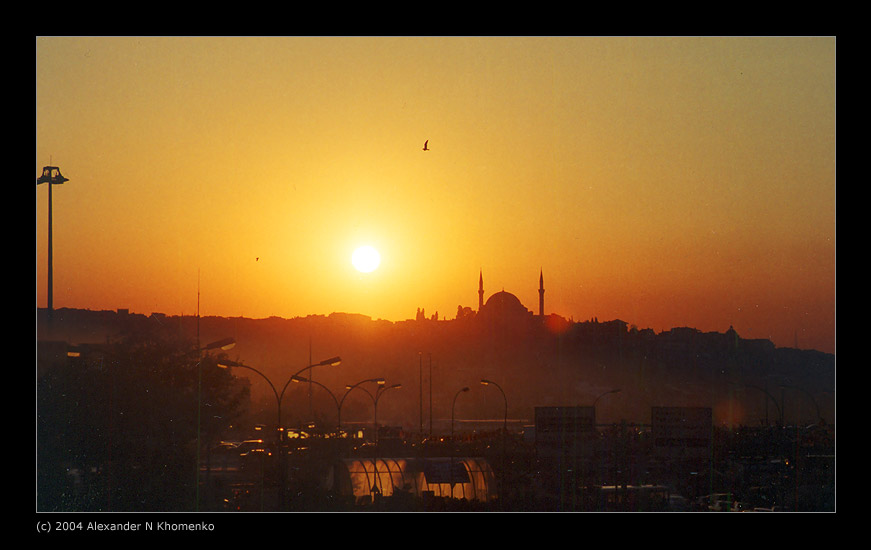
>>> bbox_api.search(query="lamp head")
[204,337,236,351]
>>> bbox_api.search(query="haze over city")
[36,36,836,355]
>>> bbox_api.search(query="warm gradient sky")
[36,37,836,354]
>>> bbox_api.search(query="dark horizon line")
[35,305,835,356]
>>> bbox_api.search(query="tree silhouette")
[37,330,248,511]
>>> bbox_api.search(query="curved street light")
[451,387,471,442]
[593,388,621,409]
[731,382,784,426]
[450,387,470,496]
[374,383,402,442]
[217,355,340,509]
[779,384,822,425]
[481,379,507,506]
[339,378,386,428]
[339,378,399,497]
[195,337,236,510]
[218,355,341,439]
[480,379,507,435]
[343,379,401,443]
[291,375,341,430]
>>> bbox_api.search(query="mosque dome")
[481,290,530,318]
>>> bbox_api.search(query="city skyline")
[36,36,836,354]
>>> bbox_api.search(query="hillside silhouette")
[37,306,835,432]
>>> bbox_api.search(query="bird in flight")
[422,140,429,151]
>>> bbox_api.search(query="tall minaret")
[478,270,485,312]
[539,269,545,316]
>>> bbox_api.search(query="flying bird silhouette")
[422,140,429,151]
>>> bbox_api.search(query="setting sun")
[351,245,381,273]
[35,37,835,353]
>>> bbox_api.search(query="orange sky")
[36,37,836,354]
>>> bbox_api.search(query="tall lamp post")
[218,355,341,509]
[451,387,470,498]
[480,379,508,435]
[195,337,236,511]
[591,388,621,501]
[37,165,69,321]
[481,379,507,505]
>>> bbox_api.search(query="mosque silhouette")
[475,269,545,321]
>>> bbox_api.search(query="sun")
[351,245,381,273]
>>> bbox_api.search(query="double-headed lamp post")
[339,378,385,431]
[342,378,401,444]
[217,355,340,509]
[218,356,341,438]
[340,378,401,497]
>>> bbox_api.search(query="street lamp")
[301,356,341,423]
[731,382,783,426]
[451,387,470,442]
[291,375,340,430]
[37,165,70,321]
[342,379,401,444]
[218,355,342,437]
[779,384,822,425]
[340,378,399,497]
[593,388,621,426]
[481,379,507,506]
[374,383,402,442]
[217,355,340,509]
[480,379,508,435]
[450,387,470,498]
[201,337,237,352]
[195,337,236,511]
[593,388,621,409]
[339,378,386,429]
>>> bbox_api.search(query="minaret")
[478,270,485,312]
[539,269,545,316]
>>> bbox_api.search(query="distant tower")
[539,269,545,316]
[478,270,485,312]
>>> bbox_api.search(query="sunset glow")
[36,36,836,353]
